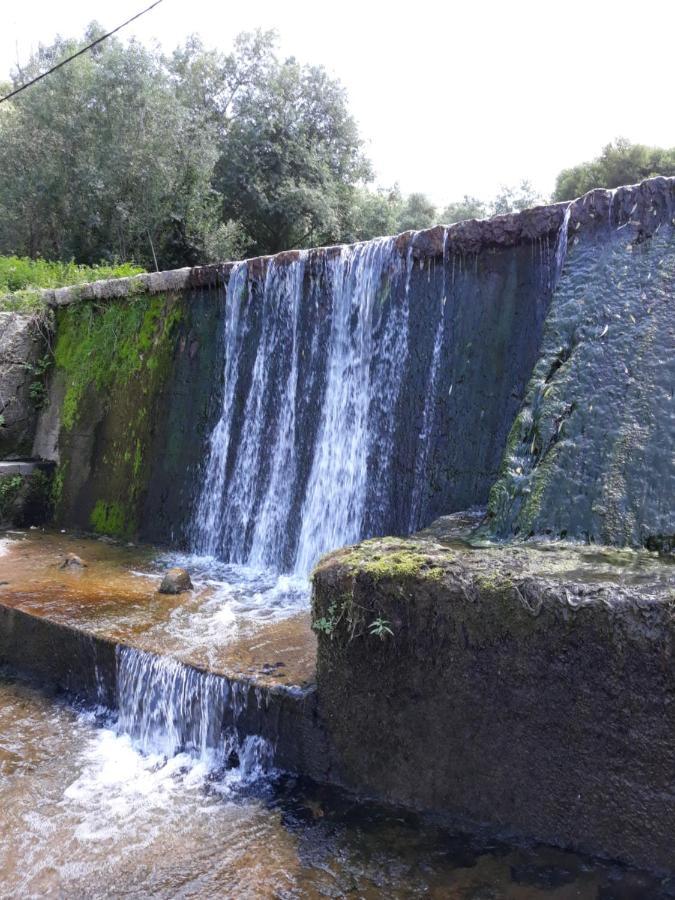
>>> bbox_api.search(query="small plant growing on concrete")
[368,617,393,640]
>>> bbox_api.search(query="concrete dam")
[0,175,673,888]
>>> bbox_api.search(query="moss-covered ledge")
[311,533,675,874]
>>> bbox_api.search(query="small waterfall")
[553,204,572,287]
[193,262,251,557]
[116,647,273,776]
[294,238,409,574]
[192,238,415,575]
[191,217,569,575]
[408,229,449,533]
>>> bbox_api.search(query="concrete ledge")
[0,600,335,780]
[311,534,675,874]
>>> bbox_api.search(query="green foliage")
[492,180,545,215]
[213,34,371,254]
[0,25,219,269]
[0,256,143,293]
[396,193,437,232]
[553,138,675,201]
[27,354,53,409]
[0,474,23,520]
[441,195,488,224]
[313,599,341,637]
[368,617,394,640]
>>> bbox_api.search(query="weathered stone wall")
[488,177,675,549]
[0,312,46,457]
[311,535,675,873]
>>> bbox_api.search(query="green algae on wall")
[50,294,184,538]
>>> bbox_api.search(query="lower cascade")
[116,646,274,777]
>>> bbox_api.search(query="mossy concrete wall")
[488,177,675,549]
[32,281,226,543]
[311,536,675,873]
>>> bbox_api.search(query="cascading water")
[294,238,410,574]
[116,646,272,777]
[191,237,418,575]
[191,214,572,576]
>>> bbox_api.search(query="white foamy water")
[149,552,310,656]
[0,675,659,898]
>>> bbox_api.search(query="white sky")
[1,0,674,206]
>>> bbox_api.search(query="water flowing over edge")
[191,213,573,576]
[116,646,273,780]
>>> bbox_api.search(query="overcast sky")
[2,0,673,206]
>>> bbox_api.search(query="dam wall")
[13,198,568,560]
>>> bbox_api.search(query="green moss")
[51,292,184,538]
[338,541,446,583]
[53,295,180,431]
[362,551,444,581]
[90,500,133,538]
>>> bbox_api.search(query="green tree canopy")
[0,28,372,267]
[553,138,675,201]
[0,25,220,269]
[212,35,371,254]
[441,195,488,224]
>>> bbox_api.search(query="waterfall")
[116,646,272,775]
[190,218,567,576]
[407,229,449,533]
[191,238,415,575]
[294,238,408,574]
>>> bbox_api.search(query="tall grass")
[0,256,144,293]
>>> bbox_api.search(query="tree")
[0,28,372,266]
[344,186,403,242]
[214,37,371,255]
[0,26,220,269]
[441,195,487,224]
[492,180,545,215]
[396,192,437,232]
[553,138,675,201]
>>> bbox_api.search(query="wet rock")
[58,553,86,570]
[158,567,193,594]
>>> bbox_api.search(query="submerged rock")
[158,567,193,594]
[58,553,86,571]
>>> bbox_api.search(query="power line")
[0,0,165,105]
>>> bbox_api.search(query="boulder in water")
[158,567,193,594]
[58,553,86,571]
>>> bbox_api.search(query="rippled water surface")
[1,675,672,899]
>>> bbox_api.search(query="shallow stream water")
[1,673,672,899]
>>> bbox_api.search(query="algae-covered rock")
[488,178,675,549]
[58,553,86,571]
[158,567,193,594]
